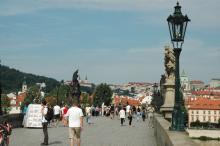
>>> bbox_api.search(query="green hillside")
[0,65,60,93]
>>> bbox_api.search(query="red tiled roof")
[190,80,204,84]
[191,91,220,96]
[188,98,220,110]
[114,96,141,106]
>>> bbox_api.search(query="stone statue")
[72,69,79,81]
[160,46,176,119]
[164,46,175,84]
[68,69,81,104]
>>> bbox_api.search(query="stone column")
[160,83,175,120]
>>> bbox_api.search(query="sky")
[0,0,220,85]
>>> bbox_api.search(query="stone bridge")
[1,114,198,146]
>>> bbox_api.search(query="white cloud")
[1,0,219,28]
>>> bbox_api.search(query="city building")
[190,80,205,90]
[209,78,220,88]
[188,98,220,128]
[190,87,220,99]
[8,92,26,114]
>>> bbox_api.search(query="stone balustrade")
[154,114,199,146]
[0,114,24,128]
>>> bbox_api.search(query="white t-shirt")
[86,107,91,115]
[126,105,131,113]
[42,106,48,123]
[65,106,83,128]
[53,105,61,115]
[119,109,125,118]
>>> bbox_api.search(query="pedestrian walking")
[119,107,125,126]
[147,105,154,128]
[110,104,115,119]
[141,108,146,122]
[53,104,61,127]
[61,104,68,127]
[132,106,137,121]
[64,100,83,146]
[126,104,131,116]
[41,100,49,145]
[85,106,92,124]
[136,107,141,122]
[128,108,133,127]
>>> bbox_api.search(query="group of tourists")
[83,103,155,128]
[118,104,155,127]
[40,100,155,146]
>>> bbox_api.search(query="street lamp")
[153,83,158,93]
[167,2,190,131]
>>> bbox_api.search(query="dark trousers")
[42,122,48,144]
[128,116,132,125]
[120,118,124,125]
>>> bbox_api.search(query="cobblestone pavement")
[10,116,156,146]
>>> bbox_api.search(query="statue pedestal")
[160,83,175,121]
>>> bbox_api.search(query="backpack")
[45,107,54,122]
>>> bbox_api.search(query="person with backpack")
[41,100,49,145]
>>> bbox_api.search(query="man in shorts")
[65,100,83,146]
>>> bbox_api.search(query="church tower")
[180,70,190,91]
[22,77,27,92]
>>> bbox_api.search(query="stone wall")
[0,114,24,128]
[154,114,199,146]
[187,129,220,138]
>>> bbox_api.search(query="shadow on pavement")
[48,141,62,145]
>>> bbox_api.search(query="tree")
[1,94,11,114]
[93,83,113,106]
[45,96,56,106]
[1,65,59,93]
[151,90,163,112]
[81,92,89,107]
[217,118,220,128]
[47,84,69,105]
[131,87,135,94]
[20,85,39,111]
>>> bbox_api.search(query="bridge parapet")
[154,114,199,146]
[0,114,24,128]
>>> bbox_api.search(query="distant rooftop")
[190,80,204,84]
[188,98,220,110]
[211,78,220,81]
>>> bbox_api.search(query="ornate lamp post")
[153,83,158,93]
[167,2,190,131]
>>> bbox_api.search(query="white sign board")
[24,104,42,128]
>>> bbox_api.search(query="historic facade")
[188,98,220,128]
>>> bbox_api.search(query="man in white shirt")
[126,104,131,115]
[53,104,61,127]
[65,100,83,146]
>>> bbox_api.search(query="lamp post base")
[170,105,186,131]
